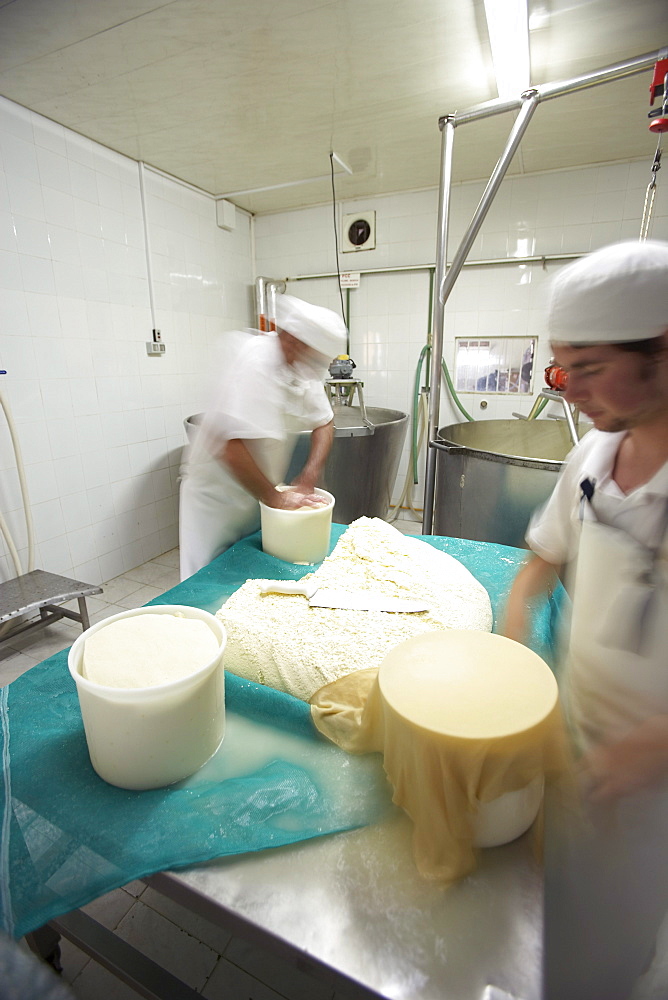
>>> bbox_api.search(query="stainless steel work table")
[146,810,541,1000]
[11,527,555,999]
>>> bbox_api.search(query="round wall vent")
[342,211,376,252]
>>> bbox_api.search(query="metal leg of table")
[25,924,63,972]
[77,596,91,631]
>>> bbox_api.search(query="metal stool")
[0,570,103,644]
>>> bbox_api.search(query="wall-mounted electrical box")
[146,342,166,356]
[342,211,376,252]
[216,199,237,231]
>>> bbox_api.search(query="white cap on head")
[274,294,347,359]
[548,240,668,344]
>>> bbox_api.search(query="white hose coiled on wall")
[0,389,35,578]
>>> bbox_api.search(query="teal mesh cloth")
[0,526,562,938]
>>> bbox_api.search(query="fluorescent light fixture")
[483,0,531,100]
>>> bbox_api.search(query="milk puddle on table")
[175,711,393,831]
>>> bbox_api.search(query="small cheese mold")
[68,605,226,790]
[260,486,334,564]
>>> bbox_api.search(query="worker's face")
[277,328,323,370]
[552,333,668,433]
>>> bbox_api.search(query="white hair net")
[548,240,668,344]
[274,294,347,359]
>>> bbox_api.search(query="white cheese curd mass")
[83,612,220,689]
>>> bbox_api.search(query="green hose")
[412,345,430,482]
[528,395,549,418]
[441,358,474,422]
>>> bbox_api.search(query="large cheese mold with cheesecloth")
[311,628,567,882]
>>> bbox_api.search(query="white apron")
[566,505,668,750]
[179,360,331,581]
[544,502,668,1000]
[179,436,291,580]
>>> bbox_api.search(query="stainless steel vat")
[184,407,408,525]
[287,406,408,523]
[434,419,589,548]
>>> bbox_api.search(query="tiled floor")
[4,515,424,1000]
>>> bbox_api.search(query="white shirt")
[179,330,333,578]
[528,428,668,567]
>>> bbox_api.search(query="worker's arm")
[291,420,334,493]
[500,553,560,645]
[220,439,324,509]
[582,714,668,802]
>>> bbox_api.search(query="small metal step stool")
[0,570,103,645]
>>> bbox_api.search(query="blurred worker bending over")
[179,294,346,580]
[503,239,668,1000]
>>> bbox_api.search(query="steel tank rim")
[436,419,579,471]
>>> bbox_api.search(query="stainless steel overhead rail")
[423,48,668,534]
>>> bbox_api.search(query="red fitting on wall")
[544,363,568,391]
[649,59,668,106]
[648,59,668,133]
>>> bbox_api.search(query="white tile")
[139,886,232,955]
[67,524,96,566]
[81,448,110,490]
[223,935,335,1000]
[88,602,129,625]
[116,584,164,608]
[7,176,44,221]
[32,498,67,540]
[36,148,71,195]
[62,491,93,532]
[0,133,40,184]
[151,547,180,569]
[121,881,148,898]
[70,957,145,1000]
[97,550,126,585]
[53,260,85,298]
[82,887,136,930]
[122,561,179,589]
[54,454,86,497]
[114,898,218,990]
[0,248,24,290]
[96,571,143,602]
[25,460,59,503]
[20,254,55,294]
[0,211,17,252]
[0,647,40,685]
[5,620,77,660]
[203,956,288,1000]
[37,535,73,575]
[69,162,99,204]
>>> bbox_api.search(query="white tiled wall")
[0,96,254,585]
[2,87,668,582]
[254,158,668,507]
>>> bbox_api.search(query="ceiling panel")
[0,0,666,214]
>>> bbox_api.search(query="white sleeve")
[302,381,334,429]
[206,335,286,443]
[526,445,586,565]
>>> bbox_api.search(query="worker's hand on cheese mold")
[267,487,328,510]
